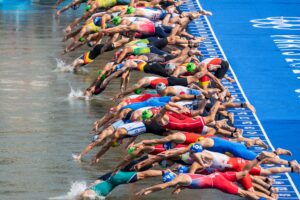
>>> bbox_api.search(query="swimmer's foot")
[266,177,275,185]
[270,192,278,200]
[275,148,292,156]
[292,164,300,173]
[290,160,300,174]
[192,37,206,43]
[258,151,276,160]
[228,112,234,125]
[243,102,256,113]
[56,10,61,16]
[215,119,228,128]
[254,138,268,149]
[270,187,279,194]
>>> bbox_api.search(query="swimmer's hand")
[91,157,100,165]
[136,188,152,196]
[172,187,182,195]
[111,93,122,101]
[92,120,101,132]
[72,154,82,161]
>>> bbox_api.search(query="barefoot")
[192,37,206,43]
[271,192,278,200]
[215,119,228,128]
[290,160,300,173]
[266,177,275,184]
[245,140,255,148]
[233,130,243,138]
[270,187,279,194]
[275,148,292,156]
[259,151,276,160]
[244,102,256,113]
[254,138,268,149]
[56,10,61,16]
[228,112,234,125]
[290,160,299,167]
[292,164,300,173]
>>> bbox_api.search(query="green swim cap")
[85,5,91,12]
[126,6,136,14]
[79,37,85,42]
[142,109,153,120]
[186,62,196,72]
[127,146,136,155]
[134,88,141,94]
[112,16,122,25]
[97,69,106,81]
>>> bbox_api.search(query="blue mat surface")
[182,0,300,198]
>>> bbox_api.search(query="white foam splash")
[72,154,82,163]
[48,181,87,200]
[68,87,84,98]
[79,67,89,74]
[54,58,74,72]
[67,82,91,100]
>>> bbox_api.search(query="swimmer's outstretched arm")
[101,25,131,34]
[91,137,116,164]
[125,136,137,149]
[206,71,226,91]
[170,94,202,102]
[113,80,147,99]
[112,146,145,175]
[137,170,163,180]
[54,0,65,7]
[138,132,175,146]
[136,176,183,196]
[157,147,189,159]
[66,6,97,31]
[99,68,130,91]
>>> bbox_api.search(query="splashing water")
[54,58,74,72]
[72,154,82,163]
[68,87,85,99]
[48,181,87,200]
[67,82,90,100]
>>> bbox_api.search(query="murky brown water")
[0,1,240,199]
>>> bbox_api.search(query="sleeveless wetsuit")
[121,96,172,111]
[146,77,189,89]
[90,171,137,197]
[207,137,257,160]
[164,113,206,133]
[122,93,160,104]
[171,86,201,96]
[182,173,239,195]
[79,44,114,65]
